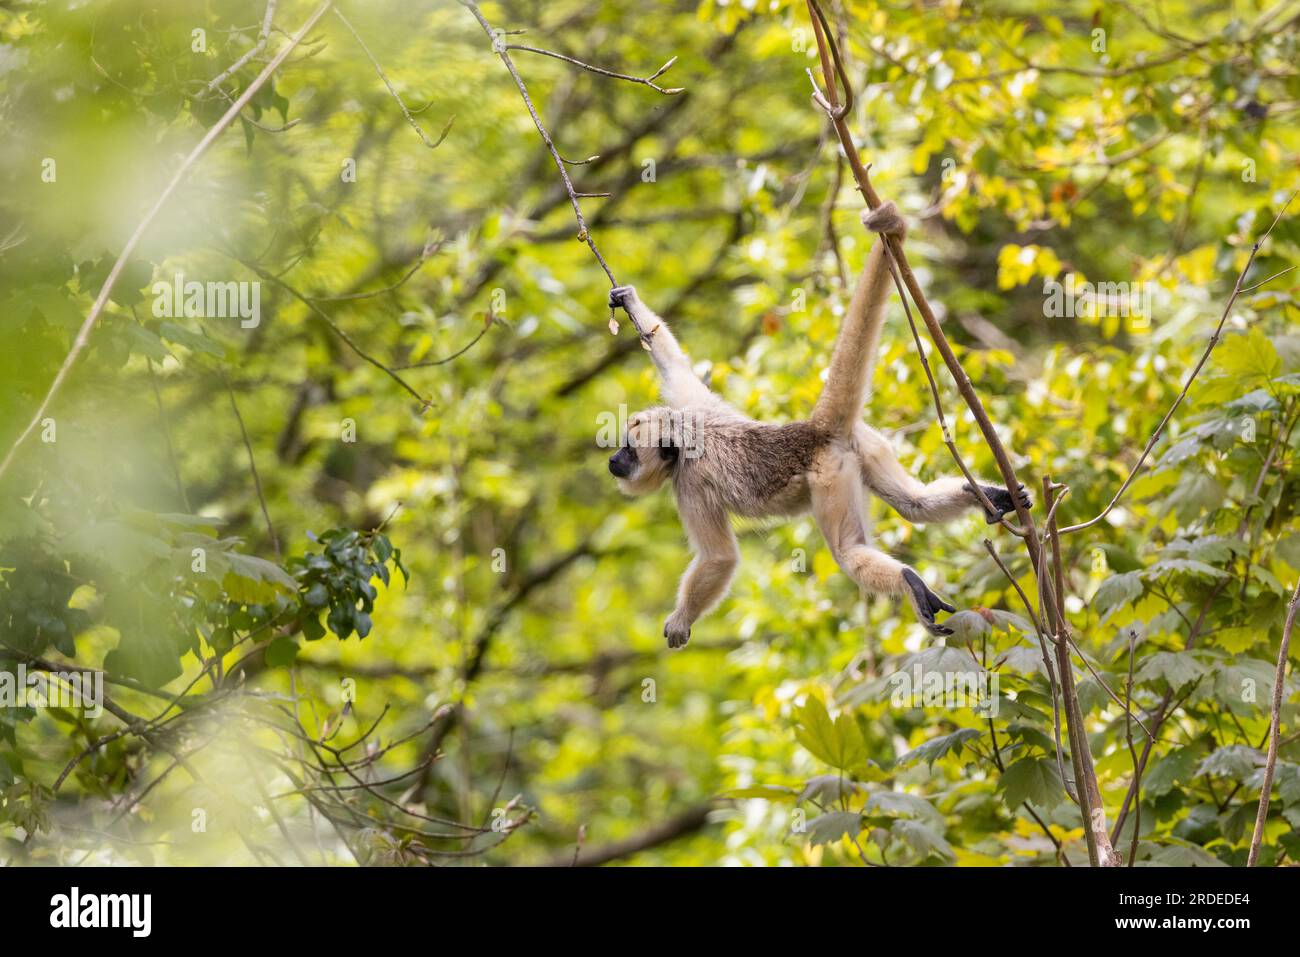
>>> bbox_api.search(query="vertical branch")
[802,0,1125,864]
[1248,579,1300,866]
[802,0,1035,539]
[225,374,281,560]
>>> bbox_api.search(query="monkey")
[606,201,1031,648]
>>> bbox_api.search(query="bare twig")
[224,373,281,559]
[1122,628,1142,866]
[244,261,433,410]
[505,45,684,95]
[308,239,446,302]
[1059,189,1298,535]
[202,0,280,96]
[392,315,496,369]
[333,6,454,148]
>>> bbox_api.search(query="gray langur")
[606,202,1031,647]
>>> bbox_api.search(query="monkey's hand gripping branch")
[609,285,660,348]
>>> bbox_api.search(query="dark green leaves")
[1092,571,1143,622]
[999,757,1064,810]
[287,529,407,642]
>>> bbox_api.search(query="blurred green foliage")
[0,0,1298,866]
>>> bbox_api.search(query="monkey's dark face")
[607,445,638,479]
[610,409,679,496]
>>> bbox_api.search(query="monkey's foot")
[608,284,638,311]
[663,615,691,649]
[902,567,957,637]
[972,483,1033,524]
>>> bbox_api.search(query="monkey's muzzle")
[608,446,636,478]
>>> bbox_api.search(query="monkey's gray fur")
[607,202,1031,647]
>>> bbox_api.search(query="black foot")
[972,483,1033,524]
[902,567,957,636]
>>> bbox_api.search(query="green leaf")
[805,810,863,846]
[999,757,1063,810]
[1217,327,1281,380]
[1135,651,1207,692]
[1195,745,1264,781]
[897,728,981,768]
[1145,747,1198,796]
[891,818,954,862]
[794,695,867,771]
[1163,470,1225,524]
[1137,840,1227,867]
[1092,572,1143,621]
[158,321,225,358]
[265,636,300,667]
[864,791,943,827]
[104,627,184,687]
[225,551,298,592]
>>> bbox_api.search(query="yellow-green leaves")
[794,695,867,772]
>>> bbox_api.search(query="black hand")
[974,483,1033,524]
[608,284,637,311]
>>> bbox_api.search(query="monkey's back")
[676,413,829,518]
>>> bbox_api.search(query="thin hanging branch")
[459,0,685,340]
[0,0,335,485]
[460,1,615,284]
[333,5,455,148]
[224,373,281,559]
[243,261,433,410]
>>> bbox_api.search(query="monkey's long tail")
[810,234,894,438]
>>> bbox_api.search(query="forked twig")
[506,45,684,95]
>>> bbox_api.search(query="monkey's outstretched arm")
[810,202,906,438]
[609,285,713,409]
[663,499,739,648]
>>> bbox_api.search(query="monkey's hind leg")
[810,451,956,636]
[855,424,1032,525]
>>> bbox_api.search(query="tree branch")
[1248,578,1300,866]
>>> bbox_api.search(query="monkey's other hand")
[973,482,1033,524]
[861,201,906,238]
[608,284,639,312]
[663,613,692,649]
[901,567,956,637]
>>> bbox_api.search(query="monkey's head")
[608,407,681,496]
